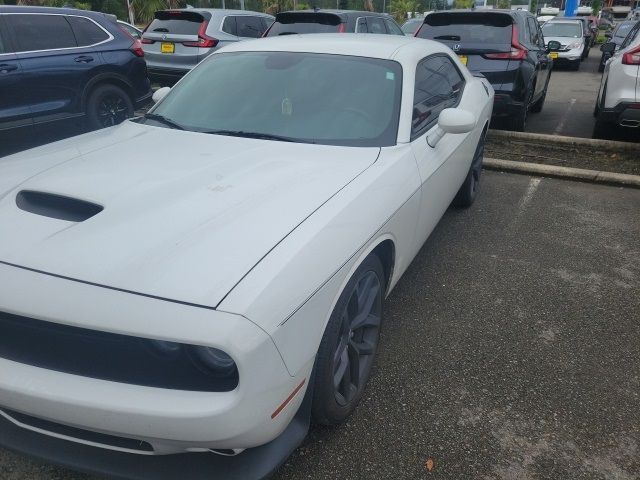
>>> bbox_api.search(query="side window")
[412,55,465,138]
[222,16,237,36]
[621,23,640,49]
[527,17,539,46]
[236,16,265,38]
[367,17,386,34]
[537,23,545,48]
[67,16,109,46]
[356,17,367,33]
[9,14,77,52]
[385,18,404,36]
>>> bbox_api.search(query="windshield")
[542,22,582,38]
[148,52,402,147]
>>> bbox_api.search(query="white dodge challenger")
[0,34,493,478]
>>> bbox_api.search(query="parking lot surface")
[518,48,603,139]
[1,170,638,479]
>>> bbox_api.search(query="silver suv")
[142,9,274,85]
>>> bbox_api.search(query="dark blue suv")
[0,6,152,143]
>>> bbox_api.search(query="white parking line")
[517,177,542,214]
[554,98,577,135]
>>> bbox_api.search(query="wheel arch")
[371,239,395,297]
[81,73,136,111]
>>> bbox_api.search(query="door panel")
[410,55,478,246]
[0,53,32,130]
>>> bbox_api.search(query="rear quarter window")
[9,14,77,52]
[236,16,265,38]
[416,12,513,45]
[67,16,109,46]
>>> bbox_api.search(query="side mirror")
[152,86,171,104]
[600,42,616,53]
[547,40,561,52]
[427,108,476,147]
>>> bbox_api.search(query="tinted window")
[615,21,636,39]
[261,17,273,32]
[10,14,77,52]
[68,16,109,46]
[236,16,265,38]
[385,18,404,35]
[401,18,422,34]
[366,17,386,34]
[119,22,141,39]
[620,22,640,49]
[356,17,367,33]
[417,13,513,45]
[222,16,237,35]
[149,52,402,147]
[527,17,540,45]
[266,13,342,36]
[146,11,205,36]
[412,55,464,138]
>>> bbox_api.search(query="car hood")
[0,121,378,308]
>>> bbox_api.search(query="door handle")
[0,64,18,73]
[74,56,94,63]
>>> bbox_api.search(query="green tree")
[591,0,601,15]
[389,0,418,23]
[131,0,184,24]
[452,0,472,8]
[101,0,127,19]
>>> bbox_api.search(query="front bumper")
[0,383,313,480]
[599,102,640,127]
[553,47,583,63]
[0,262,311,456]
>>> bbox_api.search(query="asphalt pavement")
[1,171,639,480]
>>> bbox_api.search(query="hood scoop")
[16,190,103,222]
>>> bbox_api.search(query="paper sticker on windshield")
[282,97,293,116]
[386,71,395,80]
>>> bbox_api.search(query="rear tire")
[511,88,532,132]
[86,84,134,130]
[592,115,615,140]
[312,254,385,426]
[452,130,485,208]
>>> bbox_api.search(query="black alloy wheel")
[332,270,382,407]
[86,84,134,130]
[312,254,385,425]
[452,130,485,208]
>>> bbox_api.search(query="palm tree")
[132,0,183,24]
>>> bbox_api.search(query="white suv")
[593,20,640,138]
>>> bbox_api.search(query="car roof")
[158,8,273,17]
[0,5,117,22]
[217,33,446,61]
[275,9,392,19]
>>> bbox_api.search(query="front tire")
[312,254,385,426]
[86,84,134,130]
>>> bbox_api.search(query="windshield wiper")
[144,113,184,130]
[434,35,461,41]
[203,130,299,142]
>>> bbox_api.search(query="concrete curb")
[484,158,640,189]
[487,129,640,151]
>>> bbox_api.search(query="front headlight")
[568,42,582,49]
[191,346,237,377]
